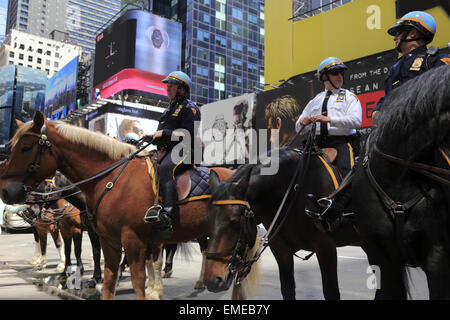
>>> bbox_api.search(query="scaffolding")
[291,0,353,21]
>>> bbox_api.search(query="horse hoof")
[194,281,205,290]
[162,270,173,278]
[33,264,46,272]
[145,289,161,300]
[29,258,39,265]
[85,278,98,288]
[56,264,65,272]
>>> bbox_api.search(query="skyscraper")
[6,0,122,56]
[151,0,265,105]
[0,0,7,45]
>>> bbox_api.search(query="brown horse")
[0,111,233,300]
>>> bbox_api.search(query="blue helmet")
[388,11,436,44]
[317,57,348,80]
[162,71,192,92]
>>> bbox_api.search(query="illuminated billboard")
[93,9,182,99]
[44,56,79,119]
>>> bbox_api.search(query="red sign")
[92,68,167,100]
[356,90,385,128]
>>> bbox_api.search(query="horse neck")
[49,126,118,195]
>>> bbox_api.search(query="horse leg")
[49,225,65,272]
[122,233,148,300]
[100,238,122,300]
[145,244,164,300]
[30,228,41,265]
[162,244,177,278]
[195,237,208,290]
[362,238,407,300]
[34,227,48,271]
[85,217,102,285]
[422,244,450,299]
[73,227,84,275]
[315,239,340,300]
[269,239,296,300]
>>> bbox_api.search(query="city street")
[0,229,429,300]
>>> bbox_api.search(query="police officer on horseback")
[142,71,200,238]
[296,57,362,232]
[372,11,450,120]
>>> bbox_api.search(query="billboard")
[88,112,159,146]
[44,56,79,119]
[93,9,182,99]
[201,94,255,166]
[0,65,16,144]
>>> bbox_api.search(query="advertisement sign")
[0,65,16,144]
[201,94,255,166]
[93,9,182,97]
[88,112,159,144]
[44,56,79,119]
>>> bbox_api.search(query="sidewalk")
[0,263,60,300]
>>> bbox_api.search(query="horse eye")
[21,146,33,152]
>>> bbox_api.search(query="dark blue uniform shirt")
[155,97,201,152]
[375,46,450,111]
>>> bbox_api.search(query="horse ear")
[15,119,25,127]
[208,169,221,190]
[233,166,252,196]
[32,111,45,132]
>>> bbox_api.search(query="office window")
[232,76,242,86]
[232,59,243,70]
[248,63,258,75]
[197,48,208,60]
[200,13,210,24]
[19,23,27,30]
[200,0,210,5]
[46,60,50,66]
[214,71,225,84]
[37,58,42,63]
[215,35,226,47]
[9,51,14,58]
[232,24,243,37]
[215,54,226,66]
[19,53,24,60]
[37,48,43,54]
[248,13,258,24]
[248,46,258,58]
[197,30,210,42]
[216,18,226,31]
[197,85,209,97]
[231,41,242,51]
[214,89,225,100]
[54,61,59,68]
[197,66,209,77]
[216,0,226,13]
[28,56,33,62]
[232,8,243,20]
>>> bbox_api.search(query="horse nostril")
[214,276,223,287]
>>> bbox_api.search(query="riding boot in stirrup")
[144,181,177,239]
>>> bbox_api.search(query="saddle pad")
[178,167,212,202]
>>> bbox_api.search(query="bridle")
[206,200,257,285]
[363,132,450,218]
[1,125,55,188]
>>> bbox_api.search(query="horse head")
[204,167,258,293]
[0,111,58,205]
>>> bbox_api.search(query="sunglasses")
[328,70,344,76]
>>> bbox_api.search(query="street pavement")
[0,228,429,300]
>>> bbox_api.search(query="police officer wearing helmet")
[372,11,450,120]
[296,57,362,232]
[142,71,200,238]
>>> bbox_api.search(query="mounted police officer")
[297,57,362,232]
[372,11,450,120]
[296,57,362,176]
[142,71,200,238]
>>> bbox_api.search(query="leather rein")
[363,132,450,218]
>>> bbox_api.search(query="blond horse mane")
[10,120,137,161]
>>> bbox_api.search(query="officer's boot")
[144,181,177,239]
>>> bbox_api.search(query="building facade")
[152,0,265,106]
[0,28,82,78]
[6,0,121,56]
[0,0,7,45]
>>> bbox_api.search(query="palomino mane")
[10,120,137,161]
[374,65,450,151]
[53,121,137,160]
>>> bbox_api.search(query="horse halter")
[206,200,257,285]
[1,125,54,183]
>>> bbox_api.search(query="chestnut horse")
[0,111,233,300]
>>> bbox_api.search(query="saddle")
[146,151,211,204]
[321,148,344,181]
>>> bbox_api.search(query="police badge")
[410,57,423,71]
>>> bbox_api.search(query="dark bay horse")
[352,65,450,300]
[204,147,361,300]
[0,114,233,299]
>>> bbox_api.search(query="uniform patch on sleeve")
[441,57,450,65]
[191,108,197,116]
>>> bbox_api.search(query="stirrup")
[144,205,163,223]
[305,194,333,219]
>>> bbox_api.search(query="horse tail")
[240,235,261,297]
[173,242,194,262]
